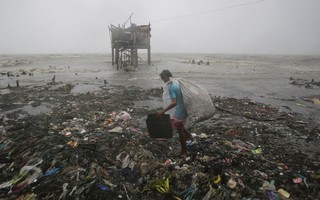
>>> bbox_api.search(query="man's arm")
[158,98,177,115]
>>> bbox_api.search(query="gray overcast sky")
[0,0,319,55]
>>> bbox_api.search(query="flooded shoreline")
[1,53,319,123]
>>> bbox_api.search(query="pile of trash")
[1,84,320,199]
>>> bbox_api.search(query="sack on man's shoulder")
[176,78,216,126]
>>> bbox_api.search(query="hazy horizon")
[1,52,320,57]
[1,0,320,55]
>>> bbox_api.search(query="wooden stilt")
[148,47,151,65]
[112,47,114,66]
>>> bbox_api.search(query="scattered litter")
[108,127,123,133]
[0,84,319,200]
[278,188,290,199]
[227,178,237,189]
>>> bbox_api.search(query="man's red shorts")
[171,118,184,130]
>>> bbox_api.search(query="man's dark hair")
[160,70,173,79]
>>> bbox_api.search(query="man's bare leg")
[183,127,193,141]
[177,127,187,155]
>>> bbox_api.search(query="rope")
[146,0,266,23]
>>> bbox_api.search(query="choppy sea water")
[1,53,320,122]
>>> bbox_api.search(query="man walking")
[158,70,193,155]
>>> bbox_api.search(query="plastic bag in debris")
[20,165,43,184]
[176,78,215,126]
[119,111,131,121]
[4,166,43,193]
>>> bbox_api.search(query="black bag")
[146,114,173,138]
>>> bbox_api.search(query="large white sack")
[176,78,215,126]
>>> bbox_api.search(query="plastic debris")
[58,183,68,200]
[0,83,319,200]
[97,184,110,191]
[251,147,262,154]
[267,190,278,200]
[20,165,43,184]
[198,133,208,138]
[44,166,63,177]
[202,184,215,200]
[277,189,290,199]
[67,141,78,148]
[213,175,221,184]
[108,126,123,133]
[227,178,237,189]
[260,180,276,191]
[293,177,303,184]
[119,111,131,121]
[165,159,176,165]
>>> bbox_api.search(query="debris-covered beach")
[1,53,320,199]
